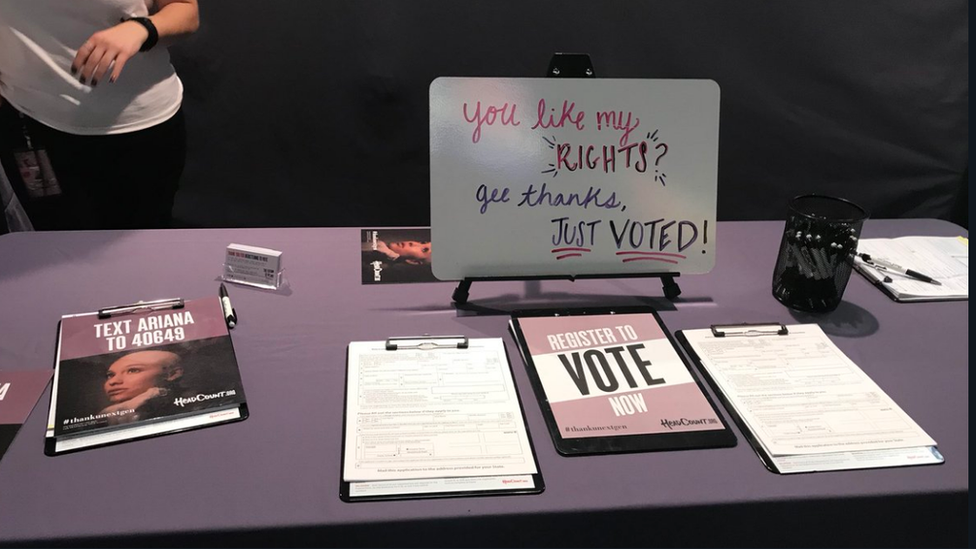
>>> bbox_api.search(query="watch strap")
[121,16,159,52]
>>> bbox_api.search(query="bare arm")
[149,0,201,43]
[71,0,199,85]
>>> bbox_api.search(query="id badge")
[13,148,62,198]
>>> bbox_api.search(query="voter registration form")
[679,324,942,474]
[342,337,541,500]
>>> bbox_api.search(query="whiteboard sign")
[430,77,719,280]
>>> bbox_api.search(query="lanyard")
[17,112,34,150]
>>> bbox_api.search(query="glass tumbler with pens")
[772,195,868,313]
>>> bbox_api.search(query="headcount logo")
[661,417,719,430]
[174,390,237,408]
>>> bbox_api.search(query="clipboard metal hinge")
[97,298,184,319]
[710,323,789,338]
[385,335,469,351]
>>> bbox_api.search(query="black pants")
[0,101,186,230]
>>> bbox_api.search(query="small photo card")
[223,243,283,289]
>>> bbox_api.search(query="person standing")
[0,0,199,230]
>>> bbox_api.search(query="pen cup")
[772,195,868,313]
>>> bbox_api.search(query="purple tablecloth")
[0,220,967,546]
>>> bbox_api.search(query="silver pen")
[857,253,941,285]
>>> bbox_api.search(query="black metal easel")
[451,53,682,305]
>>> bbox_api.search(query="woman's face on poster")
[103,351,181,403]
[387,240,431,264]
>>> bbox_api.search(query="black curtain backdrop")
[167,0,969,229]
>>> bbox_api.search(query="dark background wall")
[168,0,969,229]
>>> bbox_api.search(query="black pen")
[857,253,941,285]
[219,283,238,328]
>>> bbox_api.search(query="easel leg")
[452,279,472,304]
[662,275,681,300]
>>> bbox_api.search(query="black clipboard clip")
[710,323,789,338]
[97,298,184,319]
[385,335,469,351]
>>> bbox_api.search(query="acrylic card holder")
[222,243,284,290]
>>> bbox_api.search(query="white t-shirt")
[0,0,183,135]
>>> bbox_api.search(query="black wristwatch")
[121,16,159,52]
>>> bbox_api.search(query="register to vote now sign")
[430,77,719,280]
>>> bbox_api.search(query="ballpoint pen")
[857,253,941,285]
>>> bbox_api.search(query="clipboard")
[340,335,544,502]
[509,306,736,456]
[675,323,788,473]
[853,236,969,303]
[676,323,944,474]
[46,296,248,456]
[97,297,186,319]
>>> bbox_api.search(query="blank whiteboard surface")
[430,77,719,280]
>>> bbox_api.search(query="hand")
[71,21,149,86]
